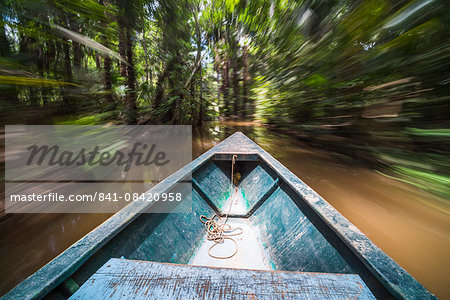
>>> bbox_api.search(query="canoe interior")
[4,133,435,300]
[76,156,344,270]
[59,153,381,299]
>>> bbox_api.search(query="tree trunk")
[125,26,137,124]
[0,20,10,56]
[37,46,48,104]
[69,17,82,69]
[19,34,38,104]
[63,41,72,82]
[242,45,249,118]
[103,54,114,106]
[214,44,221,104]
[142,28,149,82]
[95,53,101,69]
[72,38,82,69]
[232,58,239,116]
[153,57,175,109]
[118,26,127,79]
[45,41,55,74]
[222,55,230,117]
[61,39,74,108]
[0,21,19,104]
[198,63,203,126]
[193,11,203,125]
[100,0,114,107]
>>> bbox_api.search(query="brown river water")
[1,122,449,298]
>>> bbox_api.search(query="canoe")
[2,132,435,299]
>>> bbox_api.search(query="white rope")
[199,155,243,259]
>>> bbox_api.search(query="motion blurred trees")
[0,0,449,196]
[241,0,449,198]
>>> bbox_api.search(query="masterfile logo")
[25,142,170,172]
[6,125,190,181]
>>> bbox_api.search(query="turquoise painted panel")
[193,161,230,210]
[239,164,275,210]
[250,187,353,273]
[130,189,214,264]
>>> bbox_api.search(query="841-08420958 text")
[9,192,183,202]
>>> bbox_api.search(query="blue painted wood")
[1,132,437,300]
[192,177,221,214]
[215,133,436,299]
[213,153,260,161]
[1,140,217,300]
[244,177,279,217]
[250,186,353,274]
[239,164,275,210]
[129,189,214,264]
[70,258,375,300]
[193,160,231,211]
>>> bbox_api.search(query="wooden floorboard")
[70,258,375,299]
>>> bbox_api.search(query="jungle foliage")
[0,0,449,197]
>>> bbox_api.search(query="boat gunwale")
[224,133,436,299]
[1,137,218,300]
[1,132,436,299]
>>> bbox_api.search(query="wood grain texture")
[71,258,375,300]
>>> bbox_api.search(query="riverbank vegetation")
[1,0,449,199]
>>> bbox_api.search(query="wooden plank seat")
[70,258,375,299]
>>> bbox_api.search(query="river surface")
[1,122,449,298]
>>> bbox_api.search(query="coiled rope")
[199,155,243,259]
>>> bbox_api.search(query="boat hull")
[2,132,436,299]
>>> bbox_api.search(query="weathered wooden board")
[70,258,375,300]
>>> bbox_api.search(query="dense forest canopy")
[0,0,449,197]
